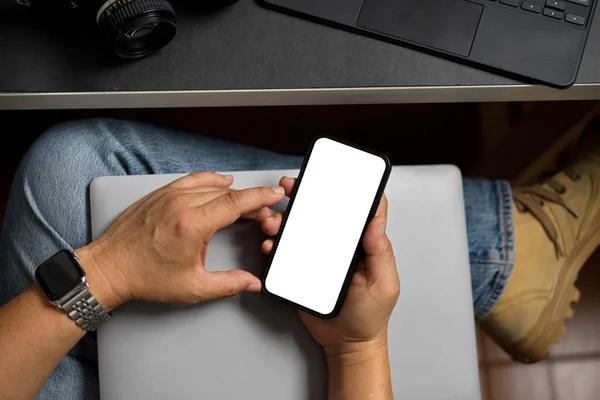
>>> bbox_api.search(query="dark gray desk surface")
[1,0,600,109]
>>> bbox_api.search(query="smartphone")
[262,137,391,318]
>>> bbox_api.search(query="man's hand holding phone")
[260,177,400,400]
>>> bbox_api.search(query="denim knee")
[17,119,116,183]
[7,119,125,252]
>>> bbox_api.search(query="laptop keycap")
[543,7,564,17]
[500,0,520,6]
[566,0,590,5]
[566,13,586,24]
[546,0,566,10]
[522,1,542,12]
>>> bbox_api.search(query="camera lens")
[97,0,176,59]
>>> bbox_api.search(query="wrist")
[325,330,393,400]
[324,329,389,367]
[75,244,130,311]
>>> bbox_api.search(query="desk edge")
[1,84,600,109]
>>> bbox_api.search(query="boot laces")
[512,168,581,257]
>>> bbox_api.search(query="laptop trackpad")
[357,0,482,57]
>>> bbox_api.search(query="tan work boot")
[479,140,600,363]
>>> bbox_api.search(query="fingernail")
[265,209,276,220]
[224,174,234,180]
[247,282,262,292]
[377,219,387,235]
[273,186,285,194]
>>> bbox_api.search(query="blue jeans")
[0,119,515,399]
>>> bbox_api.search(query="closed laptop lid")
[91,166,480,400]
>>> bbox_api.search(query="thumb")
[200,270,262,301]
[363,215,398,288]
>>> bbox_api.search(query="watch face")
[35,250,85,302]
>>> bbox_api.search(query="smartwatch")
[35,250,111,331]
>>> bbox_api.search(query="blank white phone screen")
[265,138,387,315]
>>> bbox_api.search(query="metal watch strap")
[61,286,111,332]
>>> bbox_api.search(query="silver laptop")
[90,166,480,400]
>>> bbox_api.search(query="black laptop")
[261,0,596,88]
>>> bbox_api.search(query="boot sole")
[505,220,600,363]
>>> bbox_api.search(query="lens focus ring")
[97,0,176,59]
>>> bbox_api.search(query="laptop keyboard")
[490,0,593,27]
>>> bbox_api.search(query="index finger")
[169,172,234,189]
[200,186,285,233]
